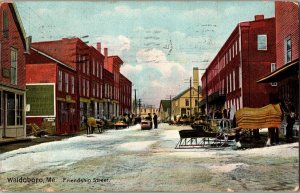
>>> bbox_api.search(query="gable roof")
[31,47,76,71]
[172,87,198,100]
[159,100,171,112]
[9,3,27,49]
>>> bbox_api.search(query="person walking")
[153,113,158,129]
[286,109,296,142]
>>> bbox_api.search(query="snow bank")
[237,142,298,157]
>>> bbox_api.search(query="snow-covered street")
[0,124,298,192]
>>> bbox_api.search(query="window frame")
[257,34,267,51]
[284,36,292,64]
[10,47,18,85]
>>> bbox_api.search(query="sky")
[15,0,275,107]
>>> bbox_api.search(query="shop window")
[11,48,17,85]
[7,93,15,126]
[65,73,69,93]
[3,10,9,38]
[58,70,62,91]
[16,95,23,125]
[87,80,90,97]
[71,76,75,94]
[257,34,267,50]
[284,36,292,64]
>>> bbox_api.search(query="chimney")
[254,15,264,21]
[97,42,101,54]
[104,48,108,69]
[193,67,199,90]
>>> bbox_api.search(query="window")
[271,63,277,86]
[229,48,231,62]
[58,70,63,91]
[0,91,2,126]
[11,48,17,84]
[92,59,95,75]
[239,66,242,89]
[257,34,267,50]
[65,73,69,93]
[82,56,86,73]
[3,10,8,38]
[7,93,15,126]
[232,70,235,91]
[100,65,103,79]
[92,82,95,96]
[284,36,292,64]
[82,79,86,96]
[87,60,90,75]
[96,62,99,77]
[100,84,102,98]
[16,94,23,125]
[229,73,232,93]
[226,75,228,94]
[78,55,81,71]
[235,40,238,55]
[71,76,75,94]
[185,99,189,107]
[87,80,89,97]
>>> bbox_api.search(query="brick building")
[0,3,29,139]
[257,2,299,115]
[200,15,277,115]
[26,38,132,133]
[26,48,79,134]
[119,73,132,115]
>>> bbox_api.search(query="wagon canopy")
[235,104,282,129]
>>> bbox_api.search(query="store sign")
[26,84,55,116]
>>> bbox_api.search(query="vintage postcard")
[0,0,299,192]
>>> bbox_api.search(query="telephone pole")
[189,77,192,117]
[134,89,137,115]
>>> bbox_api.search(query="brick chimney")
[104,48,108,69]
[254,15,264,21]
[97,42,101,54]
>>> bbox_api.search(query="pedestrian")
[286,109,296,142]
[153,113,158,129]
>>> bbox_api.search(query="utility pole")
[169,95,172,121]
[190,77,192,117]
[138,99,141,116]
[134,89,137,115]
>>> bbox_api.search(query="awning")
[199,91,225,107]
[257,60,299,83]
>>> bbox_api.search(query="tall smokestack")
[97,42,101,54]
[193,67,199,90]
[104,48,108,69]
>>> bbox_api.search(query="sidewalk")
[0,134,79,154]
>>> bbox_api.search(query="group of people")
[145,113,158,129]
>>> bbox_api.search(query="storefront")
[0,86,25,139]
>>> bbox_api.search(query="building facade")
[26,48,79,134]
[119,73,132,115]
[257,2,299,115]
[137,106,159,119]
[201,15,277,115]
[0,3,28,139]
[26,38,132,133]
[171,87,200,118]
[158,100,171,122]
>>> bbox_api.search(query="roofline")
[202,16,275,77]
[31,47,76,71]
[172,87,198,100]
[256,59,299,83]
[9,3,26,48]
